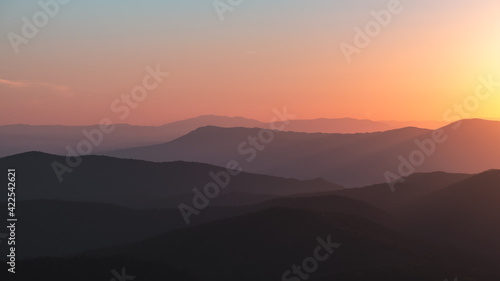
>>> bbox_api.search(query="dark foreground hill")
[331,171,472,210]
[2,187,391,258]
[86,208,498,281]
[3,154,500,280]
[397,169,500,260]
[0,152,342,208]
[2,257,203,281]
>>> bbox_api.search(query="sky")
[0,0,499,125]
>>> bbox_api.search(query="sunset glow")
[1,0,499,125]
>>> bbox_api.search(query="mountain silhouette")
[281,117,394,133]
[0,115,265,157]
[331,171,472,210]
[397,169,500,260]
[103,119,500,187]
[86,208,495,281]
[0,152,342,208]
[6,256,202,281]
[0,116,395,158]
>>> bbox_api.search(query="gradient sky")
[1,0,499,125]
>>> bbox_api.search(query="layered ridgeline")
[0,152,342,208]
[85,206,499,281]
[0,116,394,158]
[2,151,500,280]
[9,207,495,281]
[104,119,500,187]
[1,191,385,258]
[3,150,500,264]
[0,115,265,157]
[396,169,500,261]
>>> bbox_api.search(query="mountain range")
[2,151,500,280]
[0,152,342,208]
[3,118,500,281]
[0,115,399,158]
[103,119,500,187]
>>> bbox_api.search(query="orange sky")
[0,0,499,125]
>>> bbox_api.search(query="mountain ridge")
[103,118,500,186]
